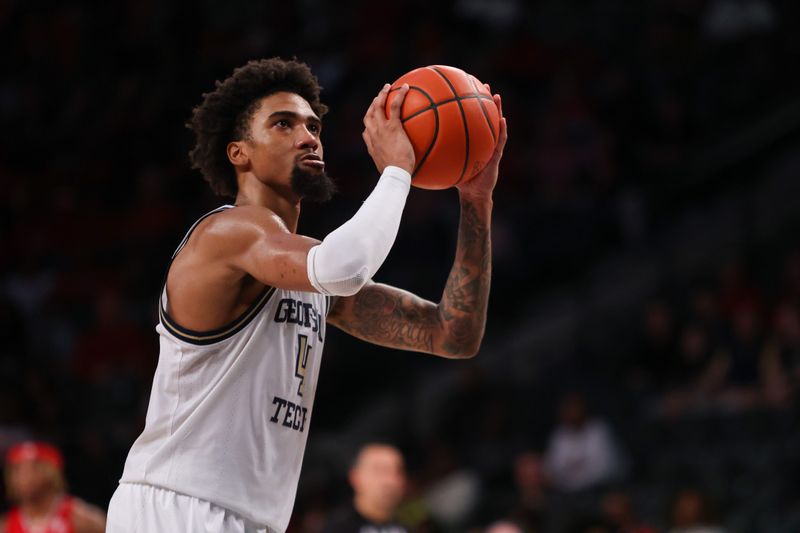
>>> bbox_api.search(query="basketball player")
[1,441,106,533]
[106,57,506,533]
[322,443,408,533]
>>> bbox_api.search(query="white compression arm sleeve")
[306,165,411,296]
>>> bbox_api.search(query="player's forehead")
[253,91,319,122]
[8,459,42,471]
[357,445,403,467]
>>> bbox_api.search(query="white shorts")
[106,483,272,533]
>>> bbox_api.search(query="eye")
[308,123,320,134]
[275,119,290,129]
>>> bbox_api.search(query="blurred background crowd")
[2,0,800,531]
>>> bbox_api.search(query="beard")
[290,164,337,203]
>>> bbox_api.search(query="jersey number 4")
[295,334,311,396]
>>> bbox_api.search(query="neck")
[354,496,393,524]
[235,173,301,232]
[20,491,61,518]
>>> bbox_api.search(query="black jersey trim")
[159,287,276,346]
[157,205,275,346]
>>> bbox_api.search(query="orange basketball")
[385,65,500,190]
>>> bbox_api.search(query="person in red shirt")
[1,442,106,533]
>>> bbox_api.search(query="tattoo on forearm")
[441,314,475,355]
[442,267,481,314]
[330,199,492,358]
[438,199,492,356]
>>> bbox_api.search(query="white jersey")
[119,206,329,531]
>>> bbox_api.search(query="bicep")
[202,208,321,291]
[237,230,321,291]
[327,281,445,354]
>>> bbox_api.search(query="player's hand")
[363,83,415,175]
[457,90,507,201]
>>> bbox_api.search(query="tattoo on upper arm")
[336,285,439,352]
[330,200,492,358]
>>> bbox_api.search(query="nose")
[296,126,319,151]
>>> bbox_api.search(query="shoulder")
[188,206,292,256]
[70,498,106,533]
[200,205,291,239]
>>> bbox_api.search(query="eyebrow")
[267,110,322,126]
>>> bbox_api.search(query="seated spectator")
[322,443,408,533]
[564,514,617,533]
[484,520,525,533]
[667,487,726,533]
[1,441,106,533]
[716,302,765,411]
[761,302,800,408]
[657,323,726,418]
[469,449,547,533]
[543,393,626,492]
[628,300,677,393]
[508,451,548,532]
[601,488,657,533]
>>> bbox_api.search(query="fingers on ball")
[375,85,391,111]
[496,118,508,152]
[389,84,408,120]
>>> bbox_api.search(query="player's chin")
[290,164,337,203]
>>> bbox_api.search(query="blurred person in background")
[563,514,617,533]
[322,443,408,533]
[601,488,656,533]
[657,323,725,418]
[502,451,548,533]
[667,487,726,533]
[416,442,480,531]
[715,301,764,411]
[542,392,626,493]
[0,442,105,533]
[760,301,800,408]
[482,520,524,533]
[628,300,676,394]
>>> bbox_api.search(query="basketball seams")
[429,66,470,185]
[400,94,494,123]
[389,85,439,179]
[466,75,497,144]
[388,66,494,189]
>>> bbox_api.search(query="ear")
[227,141,249,168]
